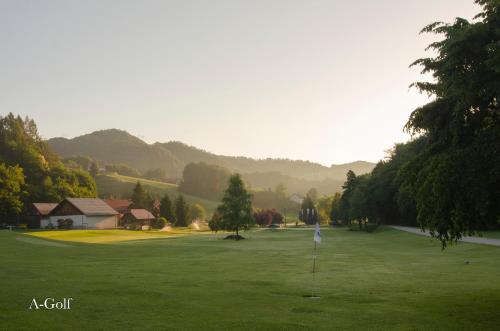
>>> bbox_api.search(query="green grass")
[474,231,500,240]
[1,227,500,330]
[95,173,220,215]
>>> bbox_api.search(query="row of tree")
[129,181,206,227]
[330,138,424,227]
[331,1,500,247]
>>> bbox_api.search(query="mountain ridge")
[47,129,376,194]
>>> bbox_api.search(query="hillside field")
[95,173,220,215]
[1,227,500,330]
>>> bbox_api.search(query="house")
[289,194,304,205]
[103,199,132,214]
[46,198,119,229]
[122,209,155,230]
[103,199,132,224]
[28,203,58,228]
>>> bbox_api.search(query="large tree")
[159,193,175,223]
[299,194,318,225]
[131,181,152,210]
[218,174,253,237]
[329,192,342,224]
[178,162,231,200]
[404,0,500,246]
[174,195,190,227]
[337,170,357,224]
[0,163,26,222]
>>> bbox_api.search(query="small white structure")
[45,198,119,229]
[289,194,304,205]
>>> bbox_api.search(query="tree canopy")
[218,174,253,236]
[403,0,500,246]
[299,194,318,225]
[159,193,175,223]
[331,1,500,247]
[131,181,153,210]
[178,162,231,200]
[0,113,97,217]
[0,163,26,221]
[174,195,190,227]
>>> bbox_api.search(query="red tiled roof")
[103,199,132,213]
[129,209,155,220]
[32,203,58,216]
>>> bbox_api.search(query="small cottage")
[122,209,155,230]
[47,198,119,229]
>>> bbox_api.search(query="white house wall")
[45,215,86,229]
[42,214,117,229]
[86,215,118,229]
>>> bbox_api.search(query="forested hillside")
[48,129,374,195]
[0,114,97,223]
[49,129,184,175]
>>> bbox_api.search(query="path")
[390,225,500,247]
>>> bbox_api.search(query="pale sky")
[0,0,480,165]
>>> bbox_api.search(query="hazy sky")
[0,0,480,165]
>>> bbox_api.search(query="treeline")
[298,188,337,225]
[331,138,425,227]
[333,1,500,246]
[129,181,206,227]
[178,162,231,200]
[0,114,97,223]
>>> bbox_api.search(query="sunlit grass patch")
[25,228,210,244]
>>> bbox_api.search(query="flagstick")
[309,222,320,299]
[312,241,317,274]
[311,240,320,299]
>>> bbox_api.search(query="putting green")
[25,229,211,244]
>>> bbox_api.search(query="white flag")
[313,222,321,244]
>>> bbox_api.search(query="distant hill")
[48,129,375,195]
[49,129,184,175]
[157,141,375,182]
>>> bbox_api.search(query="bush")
[253,209,283,227]
[209,210,222,233]
[57,218,73,230]
[152,217,167,229]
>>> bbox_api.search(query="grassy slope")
[1,227,500,330]
[95,173,219,215]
